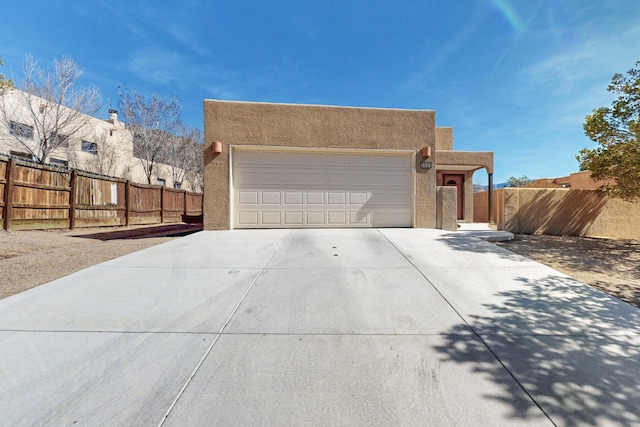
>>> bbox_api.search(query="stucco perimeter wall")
[497,188,640,239]
[203,100,437,230]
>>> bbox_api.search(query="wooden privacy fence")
[1,157,203,231]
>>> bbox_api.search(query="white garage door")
[232,149,413,228]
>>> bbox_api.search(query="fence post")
[69,170,77,230]
[3,158,16,231]
[160,186,166,223]
[183,189,187,218]
[125,180,131,227]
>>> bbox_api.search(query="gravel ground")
[495,234,640,309]
[0,224,201,300]
[1,227,639,310]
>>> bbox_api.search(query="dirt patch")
[0,224,202,300]
[495,234,640,309]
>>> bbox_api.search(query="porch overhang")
[436,150,493,174]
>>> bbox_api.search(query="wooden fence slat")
[125,181,131,226]
[69,170,77,229]
[0,156,202,231]
[160,186,166,223]
[3,159,15,230]
[12,182,71,192]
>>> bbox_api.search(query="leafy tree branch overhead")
[578,61,640,200]
[0,55,14,90]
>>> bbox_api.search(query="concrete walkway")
[0,229,638,426]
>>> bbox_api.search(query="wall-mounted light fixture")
[420,160,433,170]
[212,141,223,154]
[422,146,432,158]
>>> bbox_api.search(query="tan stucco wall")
[497,188,640,239]
[203,100,437,230]
[436,186,458,231]
[436,150,494,174]
[435,127,453,150]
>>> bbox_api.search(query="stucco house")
[203,100,493,230]
[0,89,201,191]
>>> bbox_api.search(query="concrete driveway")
[0,228,639,426]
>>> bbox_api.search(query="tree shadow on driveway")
[434,271,640,426]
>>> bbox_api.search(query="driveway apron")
[0,228,638,426]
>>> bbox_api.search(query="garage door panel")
[348,155,367,167]
[349,173,368,186]
[306,192,325,204]
[262,172,282,185]
[307,211,326,225]
[261,192,281,204]
[369,174,388,187]
[389,155,411,168]
[284,192,303,205]
[349,211,369,225]
[371,211,411,227]
[328,192,347,205]
[236,171,262,186]
[328,211,348,225]
[238,211,259,226]
[284,211,304,225]
[305,154,327,166]
[261,211,282,225]
[388,173,410,187]
[328,174,347,186]
[369,156,388,167]
[232,150,412,228]
[282,171,304,183]
[349,192,369,205]
[306,173,328,186]
[327,154,348,166]
[238,191,259,205]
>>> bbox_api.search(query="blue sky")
[1,1,639,184]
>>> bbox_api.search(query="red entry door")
[443,174,464,220]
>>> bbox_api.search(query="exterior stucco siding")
[203,100,437,230]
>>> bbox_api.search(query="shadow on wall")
[508,189,607,236]
[433,271,640,425]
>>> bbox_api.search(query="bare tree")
[0,55,102,163]
[72,131,119,176]
[117,87,181,184]
[164,124,204,190]
[185,128,204,192]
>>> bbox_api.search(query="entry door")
[443,174,464,220]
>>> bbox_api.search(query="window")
[51,133,68,147]
[48,158,69,168]
[173,181,182,189]
[10,150,34,161]
[157,178,166,186]
[9,121,34,139]
[81,140,98,155]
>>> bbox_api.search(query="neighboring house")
[203,100,494,230]
[524,171,609,190]
[0,89,200,191]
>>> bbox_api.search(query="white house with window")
[0,89,201,191]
